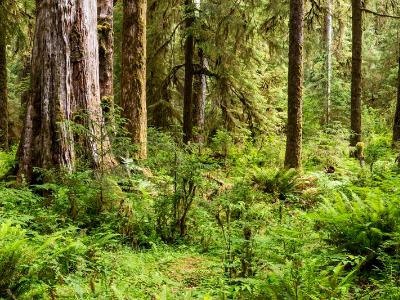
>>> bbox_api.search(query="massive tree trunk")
[18,0,114,183]
[324,0,333,125]
[18,0,75,181]
[183,0,195,144]
[284,0,304,169]
[0,8,8,151]
[350,0,363,146]
[393,41,400,145]
[121,0,148,159]
[98,0,114,119]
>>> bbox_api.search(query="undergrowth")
[1,128,400,299]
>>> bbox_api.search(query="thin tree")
[18,0,114,183]
[284,0,304,169]
[0,0,8,150]
[193,48,207,143]
[121,0,148,159]
[183,0,195,144]
[393,38,400,145]
[350,0,363,147]
[324,0,333,125]
[192,0,206,143]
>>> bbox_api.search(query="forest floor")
[2,131,400,299]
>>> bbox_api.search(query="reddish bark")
[18,0,114,183]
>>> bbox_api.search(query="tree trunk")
[183,0,195,144]
[18,0,76,182]
[192,0,206,143]
[350,0,362,146]
[18,0,114,183]
[71,0,115,169]
[393,41,400,145]
[284,0,304,169]
[121,0,148,159]
[335,2,345,58]
[324,0,333,125]
[0,8,8,151]
[193,48,207,143]
[98,0,114,121]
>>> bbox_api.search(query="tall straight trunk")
[98,0,114,119]
[18,0,114,183]
[0,8,8,151]
[71,0,115,169]
[335,1,345,58]
[193,48,207,143]
[350,0,362,146]
[121,0,148,159]
[393,41,400,145]
[284,0,304,169]
[324,0,333,125]
[192,0,206,143]
[183,0,195,144]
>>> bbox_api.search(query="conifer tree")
[0,0,8,150]
[350,0,363,146]
[18,0,115,182]
[284,0,304,169]
[121,0,148,158]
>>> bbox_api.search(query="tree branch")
[150,20,186,59]
[361,8,400,19]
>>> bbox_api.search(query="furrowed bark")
[72,0,115,169]
[18,0,115,183]
[18,0,75,182]
[0,6,8,151]
[350,0,362,146]
[284,0,304,169]
[121,0,148,159]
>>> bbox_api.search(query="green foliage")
[2,0,400,297]
[0,147,16,177]
[316,183,400,259]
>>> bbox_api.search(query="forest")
[0,0,400,299]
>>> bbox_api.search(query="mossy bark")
[193,48,206,143]
[121,0,148,159]
[0,9,8,151]
[324,0,333,125]
[183,0,195,144]
[18,0,115,183]
[98,0,114,121]
[284,0,304,169]
[350,0,362,146]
